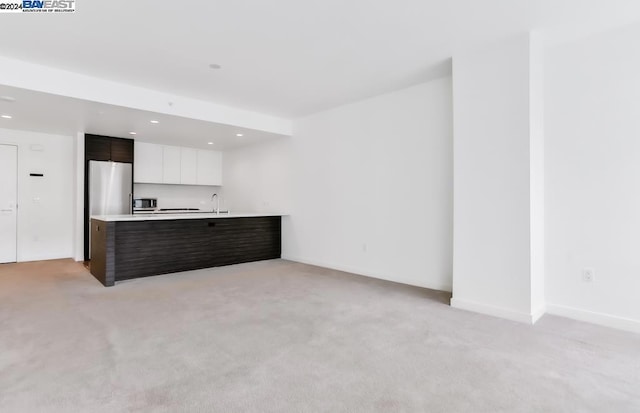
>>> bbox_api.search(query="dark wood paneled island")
[90,213,282,286]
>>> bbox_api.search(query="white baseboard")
[18,254,73,263]
[531,304,547,324]
[283,255,452,293]
[450,297,542,324]
[546,303,640,334]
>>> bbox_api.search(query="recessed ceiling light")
[150,120,159,124]
[0,96,16,103]
[1,114,12,119]
[129,132,137,135]
[236,133,243,137]
[207,142,214,145]
[209,63,222,70]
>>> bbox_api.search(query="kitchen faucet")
[211,193,220,214]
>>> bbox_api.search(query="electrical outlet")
[582,268,595,283]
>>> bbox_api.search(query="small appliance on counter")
[133,198,158,213]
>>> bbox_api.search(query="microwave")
[133,198,157,211]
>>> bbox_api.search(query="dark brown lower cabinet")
[90,216,281,287]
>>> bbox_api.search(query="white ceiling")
[0,85,286,150]
[1,1,639,118]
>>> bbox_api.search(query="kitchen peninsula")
[90,213,282,286]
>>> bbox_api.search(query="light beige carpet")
[0,259,638,412]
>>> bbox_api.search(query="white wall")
[279,77,454,291]
[451,34,545,323]
[545,22,640,330]
[73,133,84,261]
[223,138,293,213]
[0,128,74,262]
[134,183,224,212]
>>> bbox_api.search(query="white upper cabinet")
[197,150,222,186]
[162,146,181,184]
[134,142,163,183]
[180,148,198,185]
[134,141,222,186]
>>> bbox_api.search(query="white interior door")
[0,144,18,263]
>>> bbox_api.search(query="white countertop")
[91,212,286,222]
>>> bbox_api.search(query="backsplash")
[134,184,226,212]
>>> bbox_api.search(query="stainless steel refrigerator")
[88,161,132,258]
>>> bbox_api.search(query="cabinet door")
[110,138,134,163]
[134,142,163,183]
[162,146,181,184]
[85,135,111,161]
[196,150,222,186]
[180,148,198,185]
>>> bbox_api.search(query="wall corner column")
[451,32,545,323]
